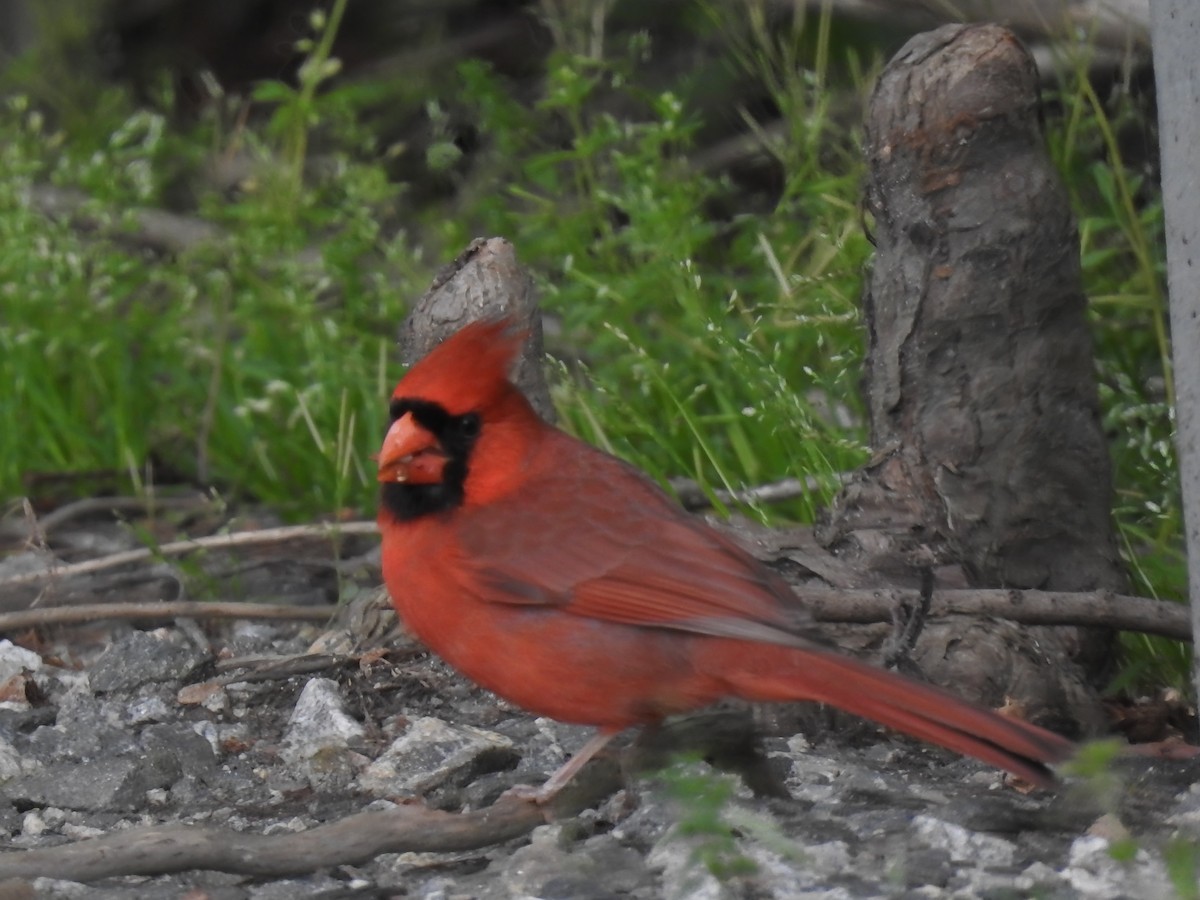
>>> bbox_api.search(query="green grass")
[0,4,1184,686]
[1042,45,1185,686]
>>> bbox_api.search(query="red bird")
[377,319,1074,798]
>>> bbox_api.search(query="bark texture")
[816,24,1125,732]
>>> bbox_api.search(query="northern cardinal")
[377,319,1074,797]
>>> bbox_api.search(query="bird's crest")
[393,318,526,413]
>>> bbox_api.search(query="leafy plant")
[1043,43,1183,687]
[660,759,757,881]
[253,0,349,199]
[1165,839,1200,900]
[0,6,415,520]
[450,8,871,521]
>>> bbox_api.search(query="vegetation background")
[0,1,1182,685]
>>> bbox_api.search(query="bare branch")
[0,521,379,590]
[25,185,225,255]
[0,601,331,632]
[0,773,618,882]
[800,587,1191,643]
[669,475,844,511]
[29,494,217,535]
[0,515,1187,644]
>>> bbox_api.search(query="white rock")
[61,823,105,840]
[124,695,172,725]
[263,817,309,835]
[280,678,365,765]
[0,734,36,780]
[912,814,1015,867]
[41,807,66,828]
[1062,834,1174,899]
[1167,782,1200,827]
[192,721,221,755]
[21,810,47,836]
[1063,835,1125,898]
[146,788,169,806]
[646,828,724,900]
[1020,860,1064,890]
[0,639,42,682]
[357,716,512,795]
[746,841,856,900]
[30,879,93,898]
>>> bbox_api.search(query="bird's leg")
[506,729,621,804]
[537,729,621,800]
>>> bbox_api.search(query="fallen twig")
[0,768,619,882]
[29,494,217,534]
[800,587,1192,642]
[0,521,379,590]
[26,185,226,256]
[669,475,842,511]
[2,571,1184,644]
[0,519,1188,641]
[0,601,331,633]
[214,651,357,683]
[787,0,1149,52]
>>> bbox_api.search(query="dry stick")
[26,185,226,255]
[0,602,332,632]
[788,0,1149,50]
[800,587,1192,642]
[0,777,618,882]
[0,499,1189,640]
[0,573,1185,643]
[0,521,379,590]
[212,652,356,684]
[0,586,1186,640]
[669,474,842,511]
[30,495,217,534]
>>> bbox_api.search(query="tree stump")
[816,24,1125,733]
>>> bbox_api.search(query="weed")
[659,758,758,881]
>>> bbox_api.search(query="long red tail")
[716,645,1075,787]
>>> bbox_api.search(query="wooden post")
[1150,2,1200,695]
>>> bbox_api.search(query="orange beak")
[376,412,448,485]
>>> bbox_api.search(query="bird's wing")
[456,446,819,647]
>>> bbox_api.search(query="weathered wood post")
[1150,1,1200,696]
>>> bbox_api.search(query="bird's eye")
[459,413,481,438]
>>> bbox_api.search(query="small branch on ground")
[0,445,1188,646]
[0,517,1188,640]
[209,647,421,684]
[0,765,620,882]
[799,587,1191,643]
[24,494,218,535]
[25,185,227,256]
[669,474,844,511]
[0,521,379,590]
[10,585,1174,648]
[0,602,332,633]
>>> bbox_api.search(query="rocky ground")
[0,513,1197,899]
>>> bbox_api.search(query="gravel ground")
[0,607,1195,899]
